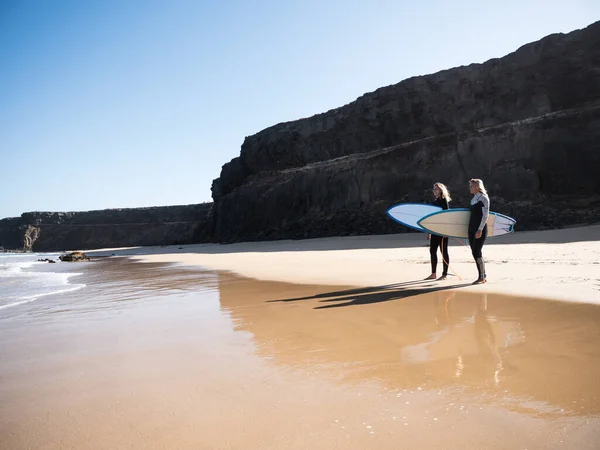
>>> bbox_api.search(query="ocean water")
[0,253,85,310]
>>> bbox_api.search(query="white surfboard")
[387,203,442,232]
[417,208,516,239]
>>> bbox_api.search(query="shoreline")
[4,231,600,449]
[82,224,600,305]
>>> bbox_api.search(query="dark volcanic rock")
[0,204,213,251]
[59,251,90,262]
[3,23,600,249]
[211,21,600,242]
[0,217,26,250]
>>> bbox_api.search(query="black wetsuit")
[469,192,490,279]
[430,197,449,276]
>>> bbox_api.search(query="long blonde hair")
[469,178,488,196]
[434,182,452,202]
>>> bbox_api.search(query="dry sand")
[89,225,600,304]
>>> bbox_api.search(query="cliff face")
[211,21,600,242]
[0,218,27,250]
[3,23,599,250]
[0,204,213,251]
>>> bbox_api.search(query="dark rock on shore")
[59,252,90,262]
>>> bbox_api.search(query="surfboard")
[417,208,516,239]
[386,203,442,232]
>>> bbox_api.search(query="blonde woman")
[468,179,490,284]
[425,182,451,281]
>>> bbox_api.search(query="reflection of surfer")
[474,294,503,383]
[433,291,455,328]
[428,294,513,384]
[432,292,466,379]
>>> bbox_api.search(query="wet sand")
[93,224,600,304]
[1,258,600,449]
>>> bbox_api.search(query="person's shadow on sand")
[269,279,471,309]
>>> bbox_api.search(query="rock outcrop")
[210,21,600,242]
[0,204,213,251]
[59,252,90,262]
[0,218,24,249]
[2,22,599,250]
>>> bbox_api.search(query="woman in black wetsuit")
[468,179,490,284]
[425,182,451,281]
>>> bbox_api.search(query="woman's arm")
[478,195,490,231]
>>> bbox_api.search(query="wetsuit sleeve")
[442,198,449,210]
[478,195,490,231]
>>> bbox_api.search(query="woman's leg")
[427,235,441,279]
[469,230,487,282]
[478,230,487,279]
[441,236,449,277]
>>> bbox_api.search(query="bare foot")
[472,278,487,285]
[437,275,447,281]
[424,274,437,280]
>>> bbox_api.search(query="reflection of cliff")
[211,21,600,242]
[217,275,600,416]
[0,204,213,251]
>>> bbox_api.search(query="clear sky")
[1,0,598,218]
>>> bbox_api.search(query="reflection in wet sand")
[218,275,600,418]
[2,260,600,449]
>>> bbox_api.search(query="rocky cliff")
[3,22,599,251]
[0,204,213,251]
[211,21,600,242]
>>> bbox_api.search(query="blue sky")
[0,0,598,218]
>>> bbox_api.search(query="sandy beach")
[101,225,600,305]
[2,226,600,449]
[4,3,600,449]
